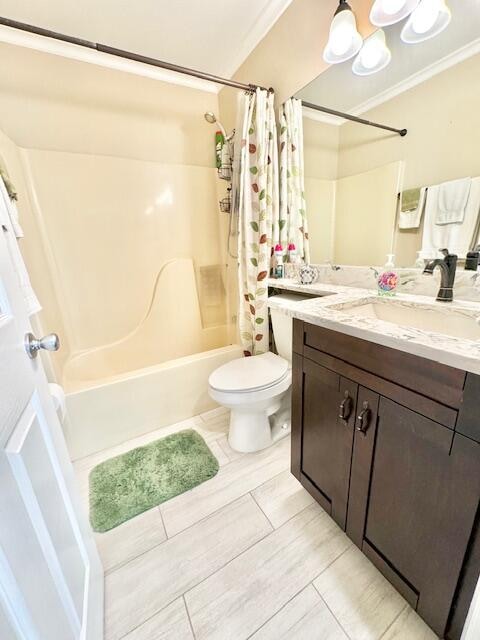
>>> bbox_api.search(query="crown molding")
[303,37,480,127]
[0,24,219,94]
[222,0,293,79]
[350,37,480,118]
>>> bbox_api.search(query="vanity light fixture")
[323,0,363,64]
[352,29,391,76]
[370,0,420,27]
[401,0,451,43]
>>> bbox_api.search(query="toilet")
[208,294,308,452]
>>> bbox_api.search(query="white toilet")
[208,294,308,453]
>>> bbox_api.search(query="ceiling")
[0,0,292,79]
[299,0,480,117]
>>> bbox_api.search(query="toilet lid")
[209,352,289,393]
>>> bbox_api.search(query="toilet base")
[228,392,291,453]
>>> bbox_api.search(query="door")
[0,212,103,636]
[300,357,358,529]
[348,394,480,638]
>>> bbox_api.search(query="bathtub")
[61,258,241,459]
[63,345,242,460]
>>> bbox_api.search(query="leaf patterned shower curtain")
[277,98,310,262]
[237,88,278,357]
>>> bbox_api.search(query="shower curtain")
[236,88,278,356]
[278,98,310,262]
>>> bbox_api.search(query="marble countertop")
[268,278,480,374]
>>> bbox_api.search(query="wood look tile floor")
[74,408,438,640]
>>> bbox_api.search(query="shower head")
[204,111,226,138]
[204,111,217,124]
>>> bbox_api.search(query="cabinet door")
[351,396,480,637]
[300,358,358,529]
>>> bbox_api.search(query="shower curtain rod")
[0,16,267,93]
[301,100,407,137]
[0,17,406,135]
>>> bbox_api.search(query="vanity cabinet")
[291,320,480,640]
[299,360,357,529]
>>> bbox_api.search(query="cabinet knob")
[339,391,353,421]
[356,401,371,435]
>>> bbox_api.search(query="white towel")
[421,177,480,260]
[436,177,472,225]
[398,187,427,229]
[0,178,41,316]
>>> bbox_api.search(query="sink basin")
[340,299,480,341]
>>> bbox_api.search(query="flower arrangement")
[377,270,398,296]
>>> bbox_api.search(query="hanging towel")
[436,177,472,225]
[421,177,480,259]
[0,177,41,316]
[398,187,427,229]
[0,166,18,201]
[6,193,24,239]
[401,188,421,212]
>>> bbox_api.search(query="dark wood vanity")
[291,319,480,639]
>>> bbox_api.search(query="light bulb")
[360,41,383,69]
[401,0,450,43]
[330,23,353,56]
[411,0,440,33]
[323,5,362,64]
[370,0,420,28]
[352,29,391,76]
[382,0,407,15]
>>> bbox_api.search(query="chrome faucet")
[423,249,457,302]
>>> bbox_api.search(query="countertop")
[268,278,480,375]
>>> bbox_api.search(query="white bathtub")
[63,345,242,460]
[60,257,240,459]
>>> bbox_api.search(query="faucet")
[423,249,457,302]
[465,245,480,271]
[326,261,341,271]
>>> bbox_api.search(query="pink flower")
[378,271,398,291]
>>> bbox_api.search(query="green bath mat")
[89,429,219,532]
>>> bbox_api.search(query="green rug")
[89,429,219,532]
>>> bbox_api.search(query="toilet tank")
[270,293,311,363]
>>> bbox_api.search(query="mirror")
[298,0,480,268]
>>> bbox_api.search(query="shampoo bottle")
[274,244,284,279]
[285,243,298,278]
[377,254,399,297]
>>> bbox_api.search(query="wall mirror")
[298,0,480,268]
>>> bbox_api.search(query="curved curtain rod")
[0,16,405,136]
[301,100,407,137]
[0,16,268,93]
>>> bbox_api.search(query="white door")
[0,215,103,635]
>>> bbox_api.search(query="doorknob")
[25,332,60,359]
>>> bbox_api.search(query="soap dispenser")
[465,246,480,271]
[377,254,399,297]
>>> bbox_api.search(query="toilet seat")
[208,352,289,394]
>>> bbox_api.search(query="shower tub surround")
[269,279,480,374]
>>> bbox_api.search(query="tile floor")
[74,407,438,640]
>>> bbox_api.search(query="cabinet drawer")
[300,321,466,410]
[303,347,457,428]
